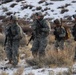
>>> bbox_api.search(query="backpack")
[64,27,71,40]
[17,24,24,40]
[46,20,51,34]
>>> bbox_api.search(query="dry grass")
[0,33,5,46]
[0,71,8,75]
[0,45,6,60]
[25,36,75,67]
[28,72,34,75]
[19,34,28,47]
[13,67,24,75]
[19,44,32,59]
[45,42,74,67]
[0,33,75,68]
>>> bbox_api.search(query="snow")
[0,59,69,75]
[0,0,76,19]
[0,63,68,75]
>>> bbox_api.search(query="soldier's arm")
[4,35,7,46]
[13,26,21,39]
[31,21,37,30]
[59,27,66,37]
[41,20,50,32]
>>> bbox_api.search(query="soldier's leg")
[5,43,12,64]
[38,38,47,61]
[12,40,20,67]
[74,42,76,61]
[31,38,39,58]
[59,40,64,50]
[54,40,59,52]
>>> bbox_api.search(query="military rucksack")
[64,27,71,40]
[17,25,24,40]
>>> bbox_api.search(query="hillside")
[0,0,76,21]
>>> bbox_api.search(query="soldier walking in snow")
[53,19,66,52]
[72,14,76,61]
[4,15,23,67]
[31,12,50,60]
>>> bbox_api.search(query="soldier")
[72,14,76,41]
[53,19,66,52]
[4,15,23,67]
[31,12,50,60]
[72,14,76,61]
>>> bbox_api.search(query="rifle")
[27,33,35,46]
[27,19,43,46]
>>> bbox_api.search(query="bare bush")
[10,3,17,8]
[0,71,8,75]
[36,6,42,10]
[2,7,8,12]
[6,12,13,16]
[0,46,5,60]
[38,0,45,4]
[0,33,5,46]
[60,9,69,14]
[13,67,24,75]
[19,34,28,47]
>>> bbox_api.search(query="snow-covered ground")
[0,0,76,20]
[0,59,69,75]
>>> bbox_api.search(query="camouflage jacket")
[72,24,76,40]
[31,19,50,38]
[54,26,66,41]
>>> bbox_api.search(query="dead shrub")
[72,1,76,3]
[28,72,34,75]
[38,0,45,4]
[60,9,69,14]
[2,7,8,12]
[0,16,5,20]
[0,46,5,60]
[26,39,75,67]
[21,5,29,10]
[0,33,5,46]
[19,44,32,58]
[65,4,71,7]
[48,34,55,44]
[44,7,50,11]
[19,34,28,47]
[16,0,23,2]
[2,0,13,4]
[13,67,24,75]
[51,0,64,1]
[6,12,13,16]
[36,6,42,10]
[0,71,8,75]
[10,3,17,8]
[45,42,74,67]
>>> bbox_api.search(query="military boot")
[6,60,12,64]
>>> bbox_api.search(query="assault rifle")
[27,19,43,46]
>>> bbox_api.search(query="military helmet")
[10,15,18,21]
[35,12,44,17]
[73,14,76,19]
[54,19,60,24]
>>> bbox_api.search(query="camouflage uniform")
[31,12,49,59]
[72,14,76,61]
[4,16,22,66]
[54,19,66,51]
